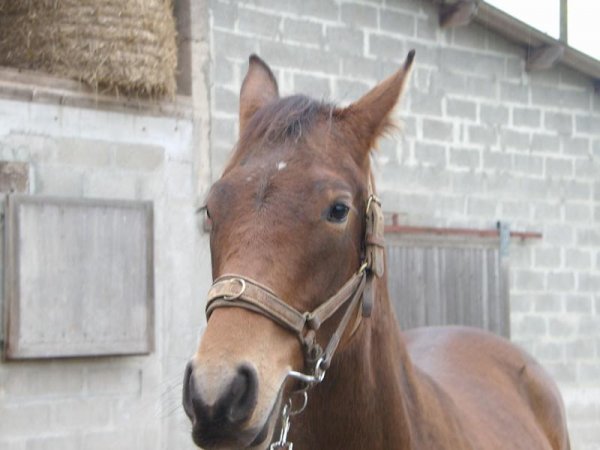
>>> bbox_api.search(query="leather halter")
[205,184,385,381]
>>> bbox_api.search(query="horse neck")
[293,275,419,449]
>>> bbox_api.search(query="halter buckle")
[223,278,246,301]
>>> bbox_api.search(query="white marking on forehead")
[276,161,287,171]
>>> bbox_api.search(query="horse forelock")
[238,95,335,155]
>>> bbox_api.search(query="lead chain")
[270,401,293,450]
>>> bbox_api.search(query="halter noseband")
[203,184,385,447]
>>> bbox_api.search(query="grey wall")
[0,1,211,449]
[207,0,600,448]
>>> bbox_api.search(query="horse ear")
[239,54,279,135]
[342,50,415,161]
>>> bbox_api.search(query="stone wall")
[207,0,600,448]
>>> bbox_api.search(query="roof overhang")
[437,0,600,90]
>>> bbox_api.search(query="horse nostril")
[182,362,195,420]
[225,364,258,424]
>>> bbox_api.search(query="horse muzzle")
[183,360,269,448]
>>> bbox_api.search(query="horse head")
[183,51,414,449]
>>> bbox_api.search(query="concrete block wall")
[208,0,600,448]
[0,96,208,449]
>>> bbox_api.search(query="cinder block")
[544,111,573,134]
[3,365,84,399]
[564,203,593,223]
[341,3,377,29]
[548,317,577,337]
[238,8,281,37]
[260,41,339,74]
[500,129,530,150]
[531,134,560,153]
[369,34,406,61]
[282,18,322,47]
[294,73,331,99]
[483,151,511,171]
[532,294,562,313]
[513,107,541,128]
[416,16,438,40]
[544,362,576,383]
[86,368,142,396]
[532,86,591,110]
[213,86,238,114]
[513,154,543,176]
[300,0,339,21]
[446,99,476,120]
[505,57,524,79]
[565,180,592,201]
[82,429,139,450]
[545,224,575,246]
[410,90,442,115]
[480,104,509,125]
[545,157,573,178]
[561,136,590,157]
[114,144,164,171]
[212,57,235,87]
[468,125,496,146]
[439,49,505,77]
[534,247,561,269]
[0,404,52,436]
[501,200,530,219]
[534,341,564,361]
[326,26,364,56]
[578,274,600,293]
[211,0,236,28]
[53,399,112,429]
[500,82,528,103]
[575,159,597,178]
[452,23,487,50]
[565,297,593,314]
[414,142,445,166]
[514,269,545,290]
[213,30,257,60]
[422,119,453,141]
[565,248,592,270]
[534,203,561,221]
[380,10,415,36]
[0,439,25,450]
[449,147,480,169]
[547,271,576,291]
[340,55,383,81]
[513,314,547,335]
[212,117,236,145]
[575,114,599,135]
[579,363,600,384]
[510,294,532,313]
[335,79,370,102]
[26,434,80,450]
[466,197,496,216]
[451,171,486,194]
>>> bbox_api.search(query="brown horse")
[182,51,570,450]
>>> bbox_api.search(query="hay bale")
[0,0,178,98]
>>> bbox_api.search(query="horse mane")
[239,94,335,149]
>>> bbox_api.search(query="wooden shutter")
[4,195,154,359]
[386,234,510,338]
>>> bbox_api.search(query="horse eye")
[327,203,350,223]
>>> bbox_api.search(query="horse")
[182,50,571,450]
